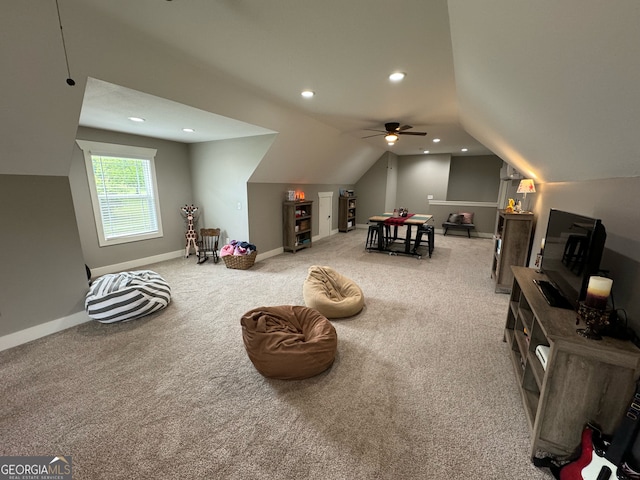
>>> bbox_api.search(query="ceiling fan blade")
[398,131,427,136]
[362,133,385,139]
[363,129,387,133]
[398,125,413,131]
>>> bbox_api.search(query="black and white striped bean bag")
[85,270,171,323]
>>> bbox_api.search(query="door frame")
[318,191,333,239]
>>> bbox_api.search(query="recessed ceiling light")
[432,138,441,143]
[389,72,406,82]
[461,148,468,152]
[423,150,430,154]
[128,116,145,122]
[182,128,195,133]
[301,90,315,98]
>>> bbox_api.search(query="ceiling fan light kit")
[364,122,427,145]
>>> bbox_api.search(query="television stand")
[504,267,640,460]
[533,279,573,310]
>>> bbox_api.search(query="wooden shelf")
[492,210,534,293]
[283,200,313,253]
[505,266,640,459]
[339,196,356,232]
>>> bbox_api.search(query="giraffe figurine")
[180,204,199,258]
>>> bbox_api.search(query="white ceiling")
[76,0,492,157]
[80,78,276,143]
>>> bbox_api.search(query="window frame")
[76,139,163,247]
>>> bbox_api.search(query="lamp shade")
[517,179,536,194]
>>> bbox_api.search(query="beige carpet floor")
[0,229,555,479]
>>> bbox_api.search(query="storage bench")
[442,212,475,238]
[442,222,475,238]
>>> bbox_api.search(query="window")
[76,140,163,246]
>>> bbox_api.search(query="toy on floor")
[180,204,199,258]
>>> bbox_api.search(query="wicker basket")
[222,250,257,270]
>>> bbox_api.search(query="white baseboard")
[90,250,184,278]
[256,247,283,262]
[0,310,91,352]
[255,231,343,261]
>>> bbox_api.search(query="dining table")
[367,212,433,258]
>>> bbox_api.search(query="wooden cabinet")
[505,266,640,459]
[492,210,534,293]
[338,196,357,232]
[283,200,313,253]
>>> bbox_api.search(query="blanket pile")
[220,239,257,257]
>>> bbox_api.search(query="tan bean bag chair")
[241,305,337,380]
[302,265,364,318]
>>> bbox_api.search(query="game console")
[535,345,550,371]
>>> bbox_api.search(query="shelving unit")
[338,196,357,232]
[283,200,313,253]
[492,210,534,293]
[505,266,640,459]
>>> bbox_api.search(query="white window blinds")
[76,140,163,246]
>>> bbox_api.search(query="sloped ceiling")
[80,78,277,144]
[448,0,640,182]
[74,0,488,160]
[2,1,639,184]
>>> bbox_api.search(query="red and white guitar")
[560,384,640,480]
[559,426,617,480]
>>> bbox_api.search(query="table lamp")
[516,179,536,212]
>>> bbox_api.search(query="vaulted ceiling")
[3,1,639,184]
[77,0,487,159]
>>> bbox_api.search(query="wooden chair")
[197,228,220,264]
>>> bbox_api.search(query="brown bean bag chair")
[241,305,337,380]
[302,265,364,318]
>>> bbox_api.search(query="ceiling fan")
[363,122,427,144]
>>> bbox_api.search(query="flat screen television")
[536,209,607,310]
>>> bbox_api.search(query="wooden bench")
[442,221,475,238]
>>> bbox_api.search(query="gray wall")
[247,183,354,253]
[396,154,452,210]
[70,127,194,270]
[428,204,500,236]
[356,153,502,235]
[448,155,503,202]
[530,177,640,332]
[354,153,391,224]
[190,134,276,245]
[0,175,88,337]
[384,153,399,213]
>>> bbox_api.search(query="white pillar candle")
[585,276,613,309]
